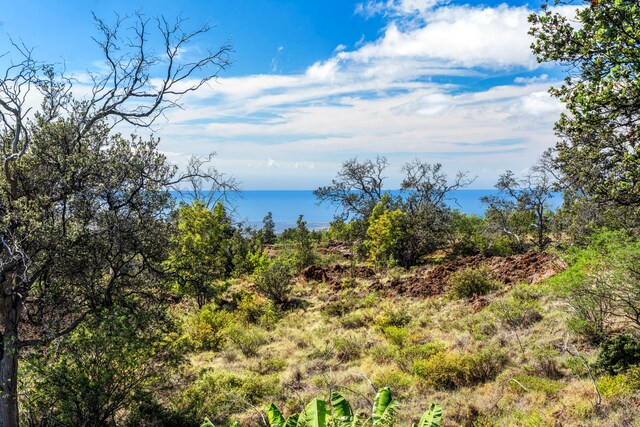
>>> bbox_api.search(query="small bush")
[382,326,409,347]
[332,336,362,362]
[340,311,373,329]
[625,366,640,391]
[254,259,293,305]
[462,310,498,340]
[323,293,353,318]
[235,292,278,328]
[184,305,233,351]
[594,333,640,374]
[226,323,269,358]
[596,374,631,399]
[178,371,278,424]
[529,347,563,379]
[397,341,445,371]
[448,267,500,299]
[370,343,399,364]
[125,400,197,427]
[413,352,471,389]
[372,368,413,396]
[467,346,509,383]
[508,375,563,395]
[401,341,445,361]
[492,284,543,329]
[359,291,380,309]
[248,356,287,375]
[375,304,412,328]
[413,345,507,389]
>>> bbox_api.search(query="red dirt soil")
[302,251,568,298]
[371,252,568,297]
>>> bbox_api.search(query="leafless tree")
[0,13,231,427]
[314,155,388,220]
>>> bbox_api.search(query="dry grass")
[175,264,640,426]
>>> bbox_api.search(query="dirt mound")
[371,252,568,297]
[301,264,376,284]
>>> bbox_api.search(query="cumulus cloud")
[514,91,563,116]
[346,4,538,69]
[139,1,567,189]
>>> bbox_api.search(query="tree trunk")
[0,294,21,427]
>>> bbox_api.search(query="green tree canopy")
[166,200,234,307]
[0,12,231,425]
[530,0,640,205]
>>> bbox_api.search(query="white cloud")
[514,90,563,116]
[119,2,568,189]
[356,0,444,18]
[514,74,549,84]
[305,58,340,82]
[346,4,538,69]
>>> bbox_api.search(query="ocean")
[181,190,562,232]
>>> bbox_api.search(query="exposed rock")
[370,251,568,297]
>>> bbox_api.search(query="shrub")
[340,311,373,329]
[461,310,498,340]
[547,232,640,343]
[529,347,563,379]
[397,341,445,371]
[366,200,406,268]
[332,336,363,362]
[448,267,500,299]
[382,326,409,347]
[596,374,631,399]
[280,215,316,270]
[413,346,507,389]
[372,368,413,396]
[235,292,278,329]
[226,323,269,358]
[248,356,287,375]
[370,343,399,364]
[375,304,412,328]
[323,293,354,318]
[184,305,233,351]
[413,352,471,389]
[467,346,509,383]
[126,400,197,427]
[492,284,543,329]
[254,259,294,305]
[178,371,278,424]
[508,375,563,395]
[625,366,640,391]
[23,309,182,427]
[594,333,640,374]
[401,342,445,361]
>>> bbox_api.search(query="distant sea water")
[176,190,562,232]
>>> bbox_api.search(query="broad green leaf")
[303,398,330,427]
[284,414,300,427]
[372,387,398,425]
[331,391,354,424]
[417,403,443,427]
[267,403,286,427]
[201,418,216,427]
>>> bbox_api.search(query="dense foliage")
[7,2,640,426]
[530,0,640,206]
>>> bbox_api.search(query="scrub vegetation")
[3,1,640,426]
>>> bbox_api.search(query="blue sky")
[0,0,577,189]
